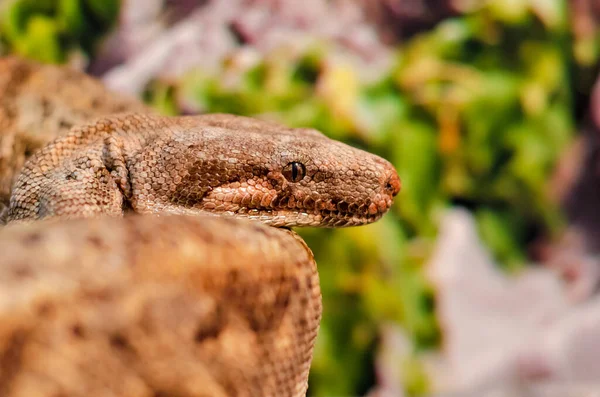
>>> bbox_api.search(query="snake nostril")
[385,173,401,197]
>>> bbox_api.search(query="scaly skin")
[0,56,147,212]
[0,214,321,397]
[1,56,401,397]
[7,112,400,226]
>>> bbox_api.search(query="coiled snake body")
[0,57,400,396]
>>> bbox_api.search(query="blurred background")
[3,0,600,395]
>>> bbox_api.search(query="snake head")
[134,114,400,227]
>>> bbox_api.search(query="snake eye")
[282,162,306,182]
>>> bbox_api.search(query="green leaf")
[16,15,62,63]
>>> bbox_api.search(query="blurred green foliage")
[0,0,119,62]
[169,3,574,395]
[0,0,582,395]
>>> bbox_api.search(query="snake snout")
[384,169,401,197]
[365,165,400,217]
[361,174,398,219]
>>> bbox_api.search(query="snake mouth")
[219,206,386,228]
[304,208,385,227]
[198,190,394,227]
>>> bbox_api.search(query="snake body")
[0,57,399,396]
[0,215,321,397]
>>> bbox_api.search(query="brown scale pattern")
[0,57,401,396]
[7,113,400,226]
[0,215,321,397]
[0,57,148,214]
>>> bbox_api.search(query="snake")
[0,56,400,397]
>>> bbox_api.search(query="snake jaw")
[196,166,398,227]
[205,201,390,228]
[196,155,400,228]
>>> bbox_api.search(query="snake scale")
[0,57,400,396]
